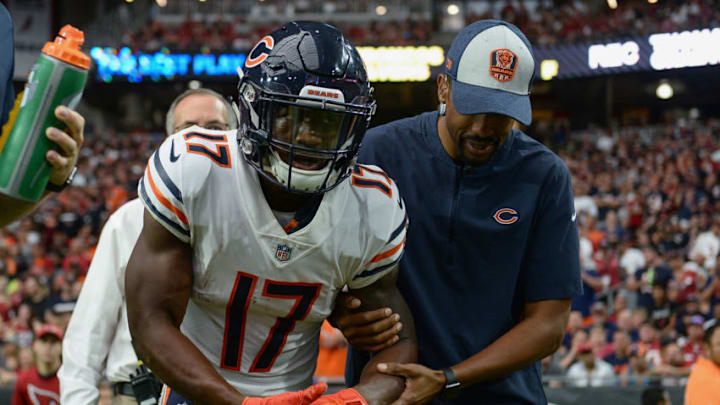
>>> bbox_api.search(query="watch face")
[67,166,78,184]
[445,381,461,389]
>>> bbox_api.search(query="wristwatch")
[46,166,77,192]
[441,367,461,400]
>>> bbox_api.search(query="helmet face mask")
[238,21,376,194]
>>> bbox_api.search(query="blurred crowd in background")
[117,0,720,51]
[1,116,719,388]
[545,118,720,386]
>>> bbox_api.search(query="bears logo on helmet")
[237,21,376,194]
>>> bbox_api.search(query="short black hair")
[641,385,667,405]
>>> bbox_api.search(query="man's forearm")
[354,338,417,405]
[452,313,564,385]
[131,313,243,405]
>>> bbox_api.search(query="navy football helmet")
[237,21,376,194]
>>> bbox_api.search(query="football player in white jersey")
[126,21,417,405]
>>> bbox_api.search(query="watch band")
[46,166,77,192]
[441,367,461,400]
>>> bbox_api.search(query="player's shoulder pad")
[156,127,236,192]
[139,127,233,243]
[350,163,407,242]
[169,125,235,169]
[348,164,407,286]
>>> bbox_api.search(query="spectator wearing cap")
[11,324,62,405]
[685,320,720,405]
[681,315,707,367]
[675,295,705,337]
[338,19,582,403]
[565,343,616,387]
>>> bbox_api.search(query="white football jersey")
[138,126,407,395]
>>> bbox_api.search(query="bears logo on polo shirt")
[489,48,518,82]
[493,208,518,224]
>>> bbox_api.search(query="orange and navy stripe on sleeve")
[354,214,408,280]
[139,150,191,242]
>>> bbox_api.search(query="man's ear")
[437,74,449,104]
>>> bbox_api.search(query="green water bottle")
[0,25,90,201]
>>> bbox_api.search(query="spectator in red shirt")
[637,322,663,368]
[682,315,706,367]
[11,324,62,405]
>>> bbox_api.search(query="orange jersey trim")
[146,165,189,225]
[365,235,406,266]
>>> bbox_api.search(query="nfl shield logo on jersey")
[275,244,292,262]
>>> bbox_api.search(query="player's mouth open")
[293,156,327,170]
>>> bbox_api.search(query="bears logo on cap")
[489,48,518,82]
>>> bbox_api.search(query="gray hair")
[165,88,238,136]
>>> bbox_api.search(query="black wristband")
[46,166,77,192]
[441,367,461,400]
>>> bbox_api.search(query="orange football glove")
[242,382,327,405]
[309,388,369,405]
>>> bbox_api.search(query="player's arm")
[0,106,82,228]
[313,268,417,405]
[126,209,245,405]
[350,268,417,403]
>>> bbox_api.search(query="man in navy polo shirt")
[344,20,582,404]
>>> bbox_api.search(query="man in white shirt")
[58,88,238,405]
[689,222,720,273]
[565,343,616,387]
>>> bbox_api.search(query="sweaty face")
[271,104,352,170]
[443,93,514,165]
[172,94,230,133]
